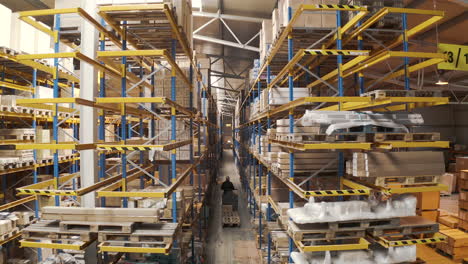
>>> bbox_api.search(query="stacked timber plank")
[41,206,163,223]
[23,207,178,250]
[350,151,445,187]
[271,151,338,178]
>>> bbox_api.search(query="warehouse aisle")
[205,150,260,264]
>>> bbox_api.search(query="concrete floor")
[205,150,260,264]
[204,150,460,263]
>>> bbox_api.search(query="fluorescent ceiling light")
[192,0,202,8]
[435,79,448,85]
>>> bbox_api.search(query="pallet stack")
[435,228,468,261]
[459,170,468,231]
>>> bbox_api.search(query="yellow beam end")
[299,238,369,252]
[16,52,78,60]
[97,50,166,58]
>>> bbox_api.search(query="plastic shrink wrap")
[288,195,416,224]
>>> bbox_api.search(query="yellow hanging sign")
[438,43,468,71]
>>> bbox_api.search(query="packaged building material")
[268,87,309,105]
[291,245,416,264]
[272,151,338,174]
[299,110,423,135]
[351,151,445,177]
[36,127,51,159]
[278,0,320,28]
[271,8,280,41]
[0,150,33,160]
[288,194,416,224]
[260,19,273,64]
[436,228,468,261]
[440,173,456,195]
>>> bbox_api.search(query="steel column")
[121,21,128,208]
[171,38,177,222]
[287,6,294,261]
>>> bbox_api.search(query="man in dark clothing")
[221,176,238,210]
[221,176,235,193]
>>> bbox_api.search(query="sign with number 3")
[438,43,468,71]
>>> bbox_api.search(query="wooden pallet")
[0,227,19,241]
[358,175,440,187]
[277,133,368,143]
[60,221,134,233]
[276,132,440,143]
[367,216,438,237]
[288,218,399,236]
[0,160,34,171]
[222,210,240,227]
[373,132,440,142]
[22,220,96,241]
[97,223,178,244]
[362,89,442,100]
[35,109,53,116]
[288,221,366,242]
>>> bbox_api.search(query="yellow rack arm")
[15,143,95,150]
[376,235,445,248]
[0,196,36,211]
[17,173,78,196]
[99,242,171,254]
[297,238,370,252]
[20,239,94,250]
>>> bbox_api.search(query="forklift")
[221,176,240,227]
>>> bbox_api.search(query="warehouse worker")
[221,176,235,193]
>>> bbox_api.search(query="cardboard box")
[441,173,457,195]
[419,210,439,222]
[415,191,440,211]
[459,209,468,221]
[456,157,468,171]
[460,179,468,190]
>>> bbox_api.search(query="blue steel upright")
[53,14,61,206]
[121,21,128,208]
[287,6,295,260]
[99,19,106,206]
[171,38,177,222]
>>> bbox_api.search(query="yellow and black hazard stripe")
[317,4,360,9]
[304,50,366,56]
[381,237,445,247]
[304,189,369,196]
[101,146,154,151]
[17,189,76,195]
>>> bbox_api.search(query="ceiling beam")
[193,11,264,23]
[211,70,246,79]
[193,34,260,52]
[212,86,240,93]
[205,53,254,61]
